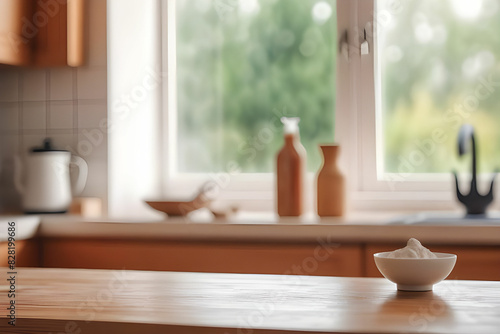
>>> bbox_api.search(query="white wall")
[0,0,108,213]
[107,0,163,219]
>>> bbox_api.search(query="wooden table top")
[1,268,499,334]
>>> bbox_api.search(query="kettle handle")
[13,155,25,195]
[71,155,88,195]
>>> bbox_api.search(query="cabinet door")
[33,0,85,67]
[0,240,40,267]
[0,0,85,67]
[365,244,500,281]
[0,0,33,65]
[32,0,69,66]
[43,239,363,277]
[67,0,85,66]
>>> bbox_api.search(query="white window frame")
[159,0,499,213]
[356,0,454,193]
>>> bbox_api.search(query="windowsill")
[3,210,500,245]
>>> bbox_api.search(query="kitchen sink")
[388,211,500,226]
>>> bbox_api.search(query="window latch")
[361,29,369,55]
[339,30,349,61]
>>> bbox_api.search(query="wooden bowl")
[145,199,209,216]
[145,181,215,216]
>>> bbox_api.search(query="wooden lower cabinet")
[10,239,500,281]
[0,239,40,267]
[365,244,500,281]
[42,239,363,277]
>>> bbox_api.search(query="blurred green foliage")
[176,0,337,173]
[176,0,500,177]
[379,0,500,174]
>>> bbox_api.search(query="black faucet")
[454,124,496,215]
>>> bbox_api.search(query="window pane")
[378,0,500,174]
[175,0,337,173]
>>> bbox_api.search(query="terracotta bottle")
[276,117,306,217]
[316,144,345,217]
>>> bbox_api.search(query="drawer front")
[0,240,40,267]
[43,239,363,277]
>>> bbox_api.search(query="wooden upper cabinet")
[0,0,33,65]
[0,0,85,67]
[66,0,85,66]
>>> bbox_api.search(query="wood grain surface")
[0,0,32,65]
[1,268,499,334]
[32,0,69,66]
[67,0,85,66]
[42,239,362,277]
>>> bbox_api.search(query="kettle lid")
[32,138,68,153]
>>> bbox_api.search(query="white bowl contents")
[374,239,457,291]
[386,238,437,259]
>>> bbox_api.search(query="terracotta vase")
[316,145,345,217]
[276,118,306,217]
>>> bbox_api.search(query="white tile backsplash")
[0,134,19,161]
[0,102,19,133]
[77,130,107,161]
[49,101,74,129]
[22,69,47,101]
[0,0,108,213]
[77,102,107,129]
[0,135,20,213]
[22,101,47,130]
[49,68,75,101]
[77,66,107,100]
[0,135,22,211]
[49,133,77,152]
[0,69,20,102]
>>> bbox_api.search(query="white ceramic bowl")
[374,252,457,291]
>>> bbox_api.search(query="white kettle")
[14,138,88,213]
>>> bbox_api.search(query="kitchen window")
[376,0,500,189]
[156,0,500,212]
[331,0,500,212]
[173,0,337,174]
[162,0,337,209]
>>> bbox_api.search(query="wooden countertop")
[1,268,499,334]
[39,212,500,245]
[3,211,500,245]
